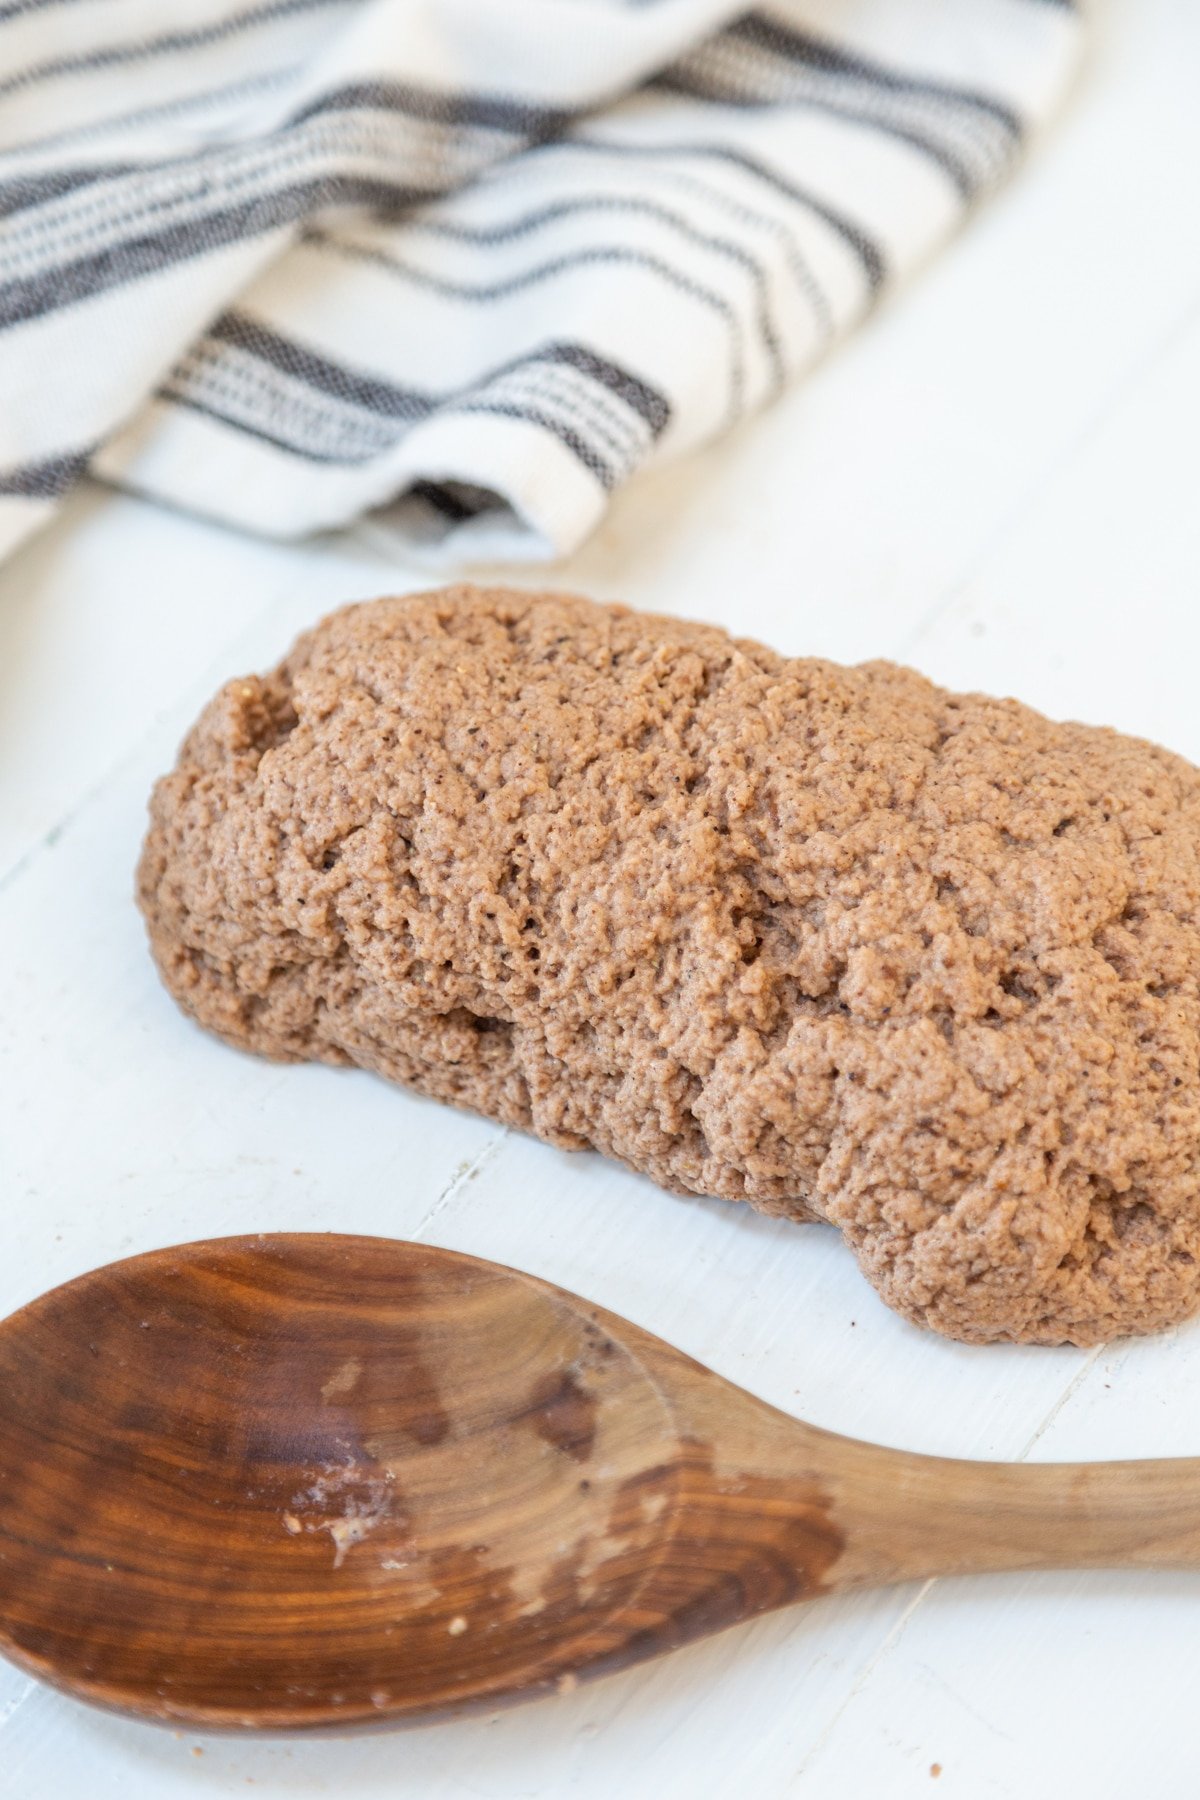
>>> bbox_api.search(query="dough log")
[139,588,1200,1345]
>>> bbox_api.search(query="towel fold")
[0,0,1082,566]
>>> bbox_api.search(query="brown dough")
[138,587,1200,1345]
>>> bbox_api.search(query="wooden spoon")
[0,1234,1194,1731]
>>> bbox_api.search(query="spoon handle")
[632,1339,1200,1600]
[819,1433,1200,1588]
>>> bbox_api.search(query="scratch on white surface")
[793,1580,938,1781]
[0,746,152,897]
[1014,1346,1102,1462]
[0,1677,36,1729]
[410,1129,509,1241]
[915,1660,1015,1742]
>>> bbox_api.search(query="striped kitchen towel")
[0,0,1082,567]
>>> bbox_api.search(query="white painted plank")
[905,283,1200,760]
[0,574,503,1322]
[791,1554,1200,1798]
[0,487,328,886]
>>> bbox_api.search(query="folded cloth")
[0,0,1082,567]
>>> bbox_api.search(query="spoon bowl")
[0,1235,827,1728]
[2,1234,1199,1730]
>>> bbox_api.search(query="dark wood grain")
[3,1234,1200,1730]
[0,1235,834,1728]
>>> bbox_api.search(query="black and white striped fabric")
[0,0,1082,566]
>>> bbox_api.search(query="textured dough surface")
[138,587,1200,1345]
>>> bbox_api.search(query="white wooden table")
[4,3,1200,1792]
